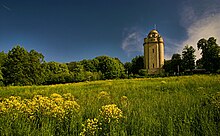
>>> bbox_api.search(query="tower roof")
[144,29,163,43]
[149,29,159,34]
[148,29,159,37]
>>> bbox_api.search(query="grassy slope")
[0,75,220,135]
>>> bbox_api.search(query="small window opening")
[153,63,154,68]
[152,49,154,53]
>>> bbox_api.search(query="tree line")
[0,37,219,86]
[0,46,128,86]
[163,37,220,75]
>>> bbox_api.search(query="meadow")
[0,75,220,136]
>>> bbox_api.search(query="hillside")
[0,75,220,135]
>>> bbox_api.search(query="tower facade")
[143,29,164,74]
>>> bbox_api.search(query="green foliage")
[0,51,7,86]
[196,59,203,69]
[43,62,70,84]
[131,55,144,75]
[139,69,147,76]
[163,54,182,75]
[58,55,126,82]
[80,59,98,72]
[182,45,196,71]
[27,50,45,85]
[171,53,182,71]
[67,62,85,82]
[95,56,125,79]
[163,60,172,74]
[124,62,132,75]
[3,46,45,86]
[197,37,220,72]
[67,61,83,73]
[0,51,7,66]
[3,46,29,85]
[67,61,103,82]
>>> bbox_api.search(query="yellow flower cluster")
[97,91,110,100]
[80,118,102,136]
[99,104,123,123]
[0,93,80,119]
[0,96,22,112]
[80,104,124,135]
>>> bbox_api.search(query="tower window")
[152,49,154,53]
[153,63,154,68]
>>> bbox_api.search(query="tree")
[0,52,7,85]
[67,60,103,82]
[67,61,84,73]
[95,56,125,79]
[196,59,203,69]
[27,50,45,85]
[67,62,86,82]
[171,53,182,74]
[3,46,30,85]
[131,56,144,75]
[0,51,7,66]
[182,45,196,71]
[44,62,70,84]
[163,59,172,74]
[80,59,97,72]
[163,54,182,75]
[3,46,45,85]
[197,37,220,72]
[124,62,132,76]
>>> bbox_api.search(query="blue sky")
[0,0,220,63]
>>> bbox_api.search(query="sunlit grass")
[0,75,220,135]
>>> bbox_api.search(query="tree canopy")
[3,46,45,85]
[182,45,196,71]
[130,56,144,75]
[163,53,182,75]
[197,37,220,72]
[95,56,125,79]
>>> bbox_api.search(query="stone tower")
[143,29,164,74]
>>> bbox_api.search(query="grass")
[0,75,220,135]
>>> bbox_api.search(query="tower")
[143,29,164,74]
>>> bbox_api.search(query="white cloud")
[121,27,144,56]
[181,14,220,59]
[180,0,220,60]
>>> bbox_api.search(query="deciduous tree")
[163,54,182,75]
[44,62,70,84]
[182,45,196,71]
[197,37,220,72]
[131,56,144,75]
[3,46,45,85]
[95,56,125,79]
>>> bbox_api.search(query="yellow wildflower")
[97,91,110,101]
[80,118,101,136]
[99,104,123,123]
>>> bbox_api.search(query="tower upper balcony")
[144,29,164,44]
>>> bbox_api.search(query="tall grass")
[0,75,220,135]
